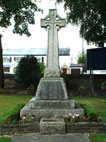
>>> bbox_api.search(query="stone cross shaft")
[41,9,66,78]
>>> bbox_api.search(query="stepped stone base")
[28,97,75,109]
[20,98,84,119]
[20,77,84,119]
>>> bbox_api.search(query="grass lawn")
[0,94,32,124]
[0,94,106,142]
[73,96,106,122]
[0,137,11,142]
[90,134,106,142]
[73,96,106,142]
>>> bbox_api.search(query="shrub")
[39,62,45,77]
[15,55,42,89]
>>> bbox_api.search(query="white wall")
[3,55,71,73]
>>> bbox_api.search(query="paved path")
[11,134,91,142]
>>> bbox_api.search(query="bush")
[38,62,45,77]
[15,55,42,89]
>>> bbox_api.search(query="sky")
[1,0,98,63]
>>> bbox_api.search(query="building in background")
[3,48,71,73]
[70,64,84,75]
[61,64,70,74]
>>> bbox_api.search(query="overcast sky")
[1,0,97,63]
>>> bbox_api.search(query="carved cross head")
[41,9,66,29]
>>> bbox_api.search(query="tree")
[77,52,86,65]
[15,55,41,89]
[0,0,40,88]
[0,35,4,88]
[77,52,87,72]
[57,0,106,47]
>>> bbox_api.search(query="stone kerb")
[66,121,106,133]
[1,121,106,135]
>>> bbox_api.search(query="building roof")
[70,64,84,67]
[3,48,70,56]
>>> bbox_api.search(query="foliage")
[77,52,86,65]
[0,0,41,36]
[57,0,106,46]
[74,97,106,122]
[38,62,45,77]
[0,137,11,142]
[77,52,87,72]
[0,0,41,89]
[0,94,32,124]
[90,134,106,142]
[15,55,41,89]
[4,104,24,123]
[65,113,101,122]
[65,104,102,122]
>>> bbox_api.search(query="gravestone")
[20,9,84,119]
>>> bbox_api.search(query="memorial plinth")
[36,78,68,100]
[20,9,84,119]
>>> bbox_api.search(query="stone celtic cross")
[41,9,66,78]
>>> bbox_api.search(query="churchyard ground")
[0,94,106,142]
[0,95,32,124]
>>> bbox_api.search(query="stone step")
[29,98,75,109]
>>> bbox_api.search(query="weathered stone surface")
[40,118,65,134]
[1,121,106,135]
[66,121,106,133]
[20,104,84,119]
[41,9,66,78]
[1,123,40,135]
[36,78,68,100]
[44,68,60,78]
[51,134,90,142]
[12,135,49,142]
[20,9,85,122]
[29,97,75,109]
[11,134,90,142]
